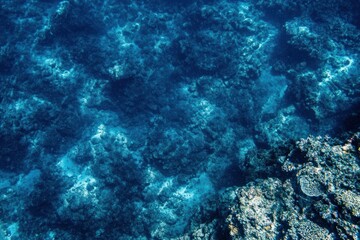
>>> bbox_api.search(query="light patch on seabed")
[173,173,215,205]
[174,186,194,199]
[259,69,288,115]
[0,222,19,239]
[15,169,41,195]
[68,173,97,198]
[57,149,98,200]
[57,155,79,177]
[150,173,215,237]
[157,178,174,196]
[237,138,256,161]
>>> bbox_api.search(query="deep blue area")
[0,0,359,239]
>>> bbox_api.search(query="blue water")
[0,0,359,239]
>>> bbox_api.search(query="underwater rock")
[0,0,359,239]
[183,133,360,239]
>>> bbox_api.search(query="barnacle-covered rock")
[335,189,360,218]
[219,177,333,240]
[282,134,360,239]
[183,133,360,239]
[296,220,334,240]
[224,178,286,240]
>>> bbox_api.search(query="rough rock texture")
[182,133,360,239]
[0,0,359,239]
